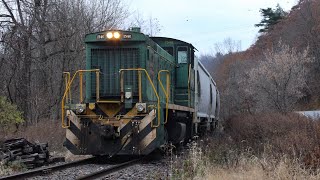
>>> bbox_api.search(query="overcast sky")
[129,0,298,54]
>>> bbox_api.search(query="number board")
[123,34,132,39]
[96,34,105,40]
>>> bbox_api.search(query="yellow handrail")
[158,70,170,124]
[79,72,83,103]
[119,68,161,128]
[63,72,71,103]
[61,69,100,128]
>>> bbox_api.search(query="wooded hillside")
[0,0,160,126]
[203,0,320,118]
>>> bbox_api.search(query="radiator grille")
[90,48,139,97]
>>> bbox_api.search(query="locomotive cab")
[152,37,219,139]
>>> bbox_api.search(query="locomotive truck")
[62,27,220,156]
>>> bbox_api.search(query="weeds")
[225,112,320,158]
[171,141,209,179]
[0,160,27,176]
[171,113,320,179]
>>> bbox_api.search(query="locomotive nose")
[100,125,116,139]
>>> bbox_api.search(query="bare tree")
[201,38,244,118]
[128,12,161,36]
[250,0,320,104]
[248,42,313,112]
[214,37,241,55]
[0,0,129,124]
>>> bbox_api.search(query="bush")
[171,113,320,179]
[171,136,320,180]
[224,112,320,158]
[0,160,27,176]
[0,96,24,134]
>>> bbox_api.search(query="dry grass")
[64,151,92,162]
[170,141,208,179]
[171,140,320,180]
[0,120,66,152]
[171,113,320,179]
[224,112,320,158]
[0,120,70,175]
[204,155,320,180]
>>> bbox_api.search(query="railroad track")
[76,158,142,180]
[0,157,96,180]
[0,157,143,180]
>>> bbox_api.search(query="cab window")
[163,47,174,56]
[177,47,188,64]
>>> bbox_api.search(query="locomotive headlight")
[106,32,113,39]
[75,104,86,114]
[114,31,121,39]
[77,107,84,113]
[137,104,144,112]
[136,103,146,113]
[125,92,132,99]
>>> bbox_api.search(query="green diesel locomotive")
[62,27,219,156]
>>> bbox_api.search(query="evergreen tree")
[0,96,24,133]
[255,4,288,33]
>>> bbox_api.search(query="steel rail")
[0,157,96,180]
[76,158,142,180]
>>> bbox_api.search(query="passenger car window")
[177,47,188,63]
